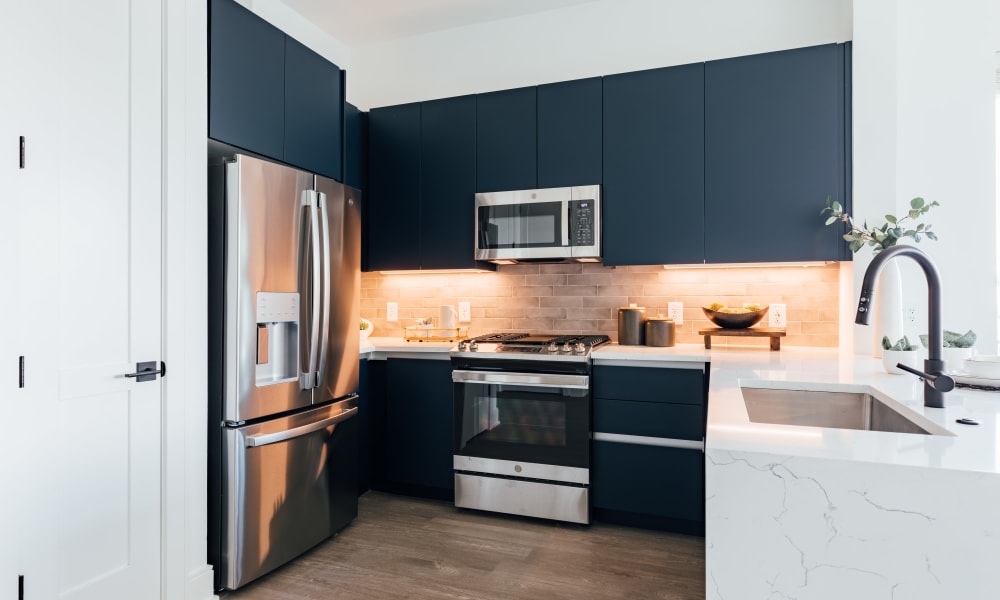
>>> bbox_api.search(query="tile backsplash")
[361,262,843,348]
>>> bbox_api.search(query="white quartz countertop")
[360,336,454,356]
[363,338,1000,475]
[597,343,1000,476]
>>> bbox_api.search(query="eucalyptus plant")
[821,196,939,253]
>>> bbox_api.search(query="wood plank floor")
[222,491,706,600]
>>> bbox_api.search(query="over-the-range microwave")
[474,185,601,264]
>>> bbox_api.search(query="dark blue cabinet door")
[367,103,421,271]
[386,359,454,492]
[603,63,705,266]
[705,43,847,263]
[592,441,704,522]
[476,87,537,193]
[357,358,370,495]
[344,103,367,191]
[283,36,342,181]
[421,95,479,269]
[537,78,602,188]
[208,0,284,161]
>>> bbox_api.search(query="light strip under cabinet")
[592,432,705,452]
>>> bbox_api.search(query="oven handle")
[452,369,590,390]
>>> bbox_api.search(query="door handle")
[124,361,166,382]
[245,406,358,447]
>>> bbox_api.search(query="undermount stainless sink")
[741,387,949,436]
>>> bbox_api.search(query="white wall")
[852,0,999,355]
[237,0,353,72]
[350,0,852,110]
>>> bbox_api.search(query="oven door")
[452,370,591,474]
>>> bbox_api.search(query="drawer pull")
[593,432,704,451]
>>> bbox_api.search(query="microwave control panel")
[569,200,595,247]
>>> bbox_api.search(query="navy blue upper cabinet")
[344,102,367,191]
[209,0,345,180]
[208,0,284,161]
[602,64,706,266]
[537,78,603,188]
[705,43,848,263]
[367,103,421,270]
[421,95,479,269]
[476,88,537,192]
[283,36,343,181]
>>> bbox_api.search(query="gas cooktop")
[452,332,611,360]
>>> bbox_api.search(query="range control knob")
[457,339,468,351]
[573,342,587,354]
[547,343,560,353]
[560,343,572,353]
[469,341,479,351]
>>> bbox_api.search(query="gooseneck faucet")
[856,245,954,408]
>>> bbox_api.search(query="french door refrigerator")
[207,152,361,591]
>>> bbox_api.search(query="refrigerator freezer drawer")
[217,397,359,591]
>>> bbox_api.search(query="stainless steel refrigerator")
[207,152,361,591]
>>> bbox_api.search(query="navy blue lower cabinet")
[592,440,704,534]
[357,358,370,495]
[384,358,454,499]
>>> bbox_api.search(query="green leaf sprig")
[821,196,939,254]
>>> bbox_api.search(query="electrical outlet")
[769,303,787,328]
[906,307,917,325]
[386,302,398,322]
[667,302,683,325]
[458,301,471,323]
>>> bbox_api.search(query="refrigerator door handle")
[301,190,322,390]
[244,406,358,448]
[316,192,332,390]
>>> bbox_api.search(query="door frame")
[162,0,217,598]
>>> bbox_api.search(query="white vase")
[883,349,920,375]
[873,259,904,358]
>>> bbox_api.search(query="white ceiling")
[280,0,601,46]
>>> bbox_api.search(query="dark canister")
[617,304,646,345]
[645,314,676,347]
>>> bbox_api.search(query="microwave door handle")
[562,200,570,247]
[316,191,331,390]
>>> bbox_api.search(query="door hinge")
[19,136,25,169]
[19,574,24,600]
[18,356,24,388]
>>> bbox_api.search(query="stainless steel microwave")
[474,185,601,264]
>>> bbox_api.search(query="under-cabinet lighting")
[378,269,494,275]
[663,261,837,269]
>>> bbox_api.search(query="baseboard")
[186,564,219,600]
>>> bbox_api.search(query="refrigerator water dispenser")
[255,291,299,386]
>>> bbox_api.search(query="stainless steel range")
[451,333,610,524]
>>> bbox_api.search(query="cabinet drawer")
[593,365,705,405]
[592,440,704,522]
[593,398,703,440]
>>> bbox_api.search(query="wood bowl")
[702,306,769,329]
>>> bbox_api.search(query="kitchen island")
[594,343,1000,600]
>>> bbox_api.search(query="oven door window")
[478,202,563,249]
[454,381,589,468]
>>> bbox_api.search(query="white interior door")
[5,0,165,598]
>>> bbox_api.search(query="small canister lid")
[619,303,646,312]
[646,313,673,322]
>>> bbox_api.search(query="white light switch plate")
[386,302,398,322]
[458,302,471,323]
[667,302,683,325]
[769,303,787,328]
